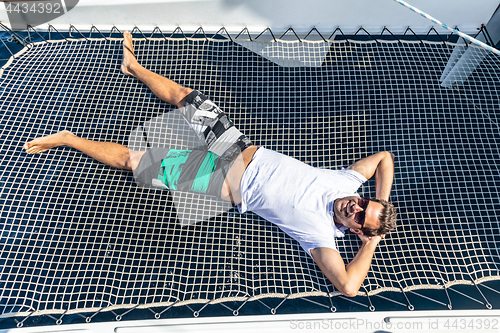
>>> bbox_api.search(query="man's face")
[333,196,383,233]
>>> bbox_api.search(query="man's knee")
[126,150,145,171]
[175,87,194,109]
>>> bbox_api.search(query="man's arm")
[346,151,394,201]
[312,151,394,296]
[310,233,382,297]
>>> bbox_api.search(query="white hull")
[0,0,498,34]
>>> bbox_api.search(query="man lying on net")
[23,31,397,297]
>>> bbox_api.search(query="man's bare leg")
[121,31,192,109]
[120,31,257,203]
[23,130,145,171]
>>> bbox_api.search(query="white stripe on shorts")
[208,126,243,156]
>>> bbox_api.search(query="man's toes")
[23,142,34,151]
[26,146,39,154]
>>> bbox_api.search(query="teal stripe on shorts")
[191,152,218,193]
[158,149,191,191]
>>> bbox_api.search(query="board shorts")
[134,90,253,197]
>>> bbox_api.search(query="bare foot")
[23,130,73,154]
[121,30,137,76]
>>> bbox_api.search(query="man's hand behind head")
[351,228,385,245]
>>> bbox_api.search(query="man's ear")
[350,228,363,235]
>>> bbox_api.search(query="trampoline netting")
[0,30,500,319]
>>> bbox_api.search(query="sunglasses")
[355,198,370,227]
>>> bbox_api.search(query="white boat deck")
[0,0,498,34]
